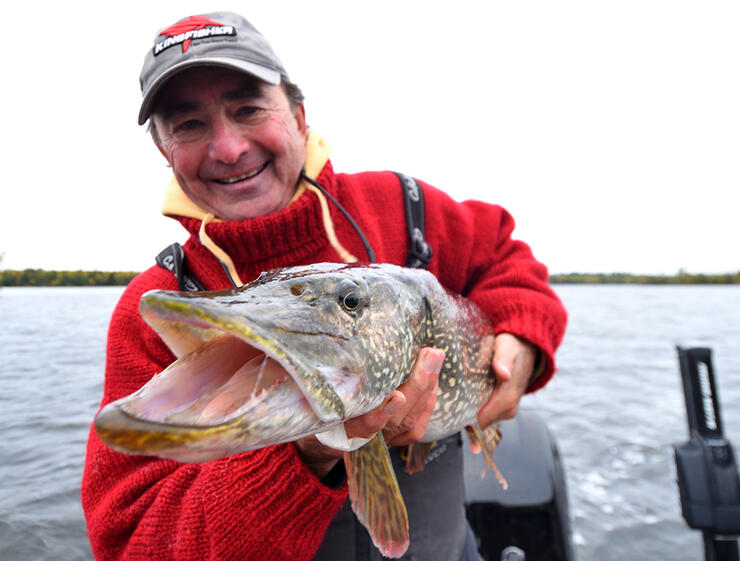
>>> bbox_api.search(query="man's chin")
[216,192,294,221]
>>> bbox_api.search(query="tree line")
[1,269,138,286]
[549,271,740,284]
[1,268,739,287]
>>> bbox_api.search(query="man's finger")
[386,385,438,446]
[477,383,520,428]
[344,400,396,440]
[492,334,519,382]
[492,359,512,383]
[477,385,505,428]
[339,347,444,442]
[477,333,537,428]
[386,348,443,430]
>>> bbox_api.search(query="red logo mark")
[160,15,225,53]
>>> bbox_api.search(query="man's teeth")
[215,163,268,184]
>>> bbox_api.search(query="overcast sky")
[2,1,738,274]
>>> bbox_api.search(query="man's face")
[152,67,308,221]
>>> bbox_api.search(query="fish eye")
[336,280,364,314]
[337,286,362,313]
[290,284,304,296]
[342,291,360,311]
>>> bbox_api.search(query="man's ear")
[294,104,308,138]
[150,119,172,164]
[156,142,170,162]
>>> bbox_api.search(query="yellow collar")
[158,130,357,288]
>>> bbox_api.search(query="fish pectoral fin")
[344,433,409,558]
[404,442,435,474]
[465,424,509,490]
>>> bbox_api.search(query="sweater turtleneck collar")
[175,161,335,268]
[159,131,358,278]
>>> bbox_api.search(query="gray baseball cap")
[138,12,289,125]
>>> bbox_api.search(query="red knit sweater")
[82,162,567,560]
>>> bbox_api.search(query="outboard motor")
[464,409,574,561]
[673,347,740,561]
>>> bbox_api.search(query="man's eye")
[236,106,259,118]
[174,119,202,133]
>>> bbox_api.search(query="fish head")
[95,263,432,461]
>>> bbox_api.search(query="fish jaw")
[95,400,248,463]
[138,288,355,423]
[95,334,331,462]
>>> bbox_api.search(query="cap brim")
[138,57,282,125]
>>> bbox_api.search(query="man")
[82,11,567,561]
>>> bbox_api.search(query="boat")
[466,347,740,561]
[464,409,575,561]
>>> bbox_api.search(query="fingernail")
[422,349,445,374]
[495,360,512,380]
[384,394,405,416]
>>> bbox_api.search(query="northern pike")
[95,262,506,558]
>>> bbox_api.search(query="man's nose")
[208,119,249,164]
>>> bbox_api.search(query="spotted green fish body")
[96,262,496,459]
[95,262,499,557]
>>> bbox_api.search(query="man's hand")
[477,333,537,428]
[294,347,444,479]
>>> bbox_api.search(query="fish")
[95,262,506,558]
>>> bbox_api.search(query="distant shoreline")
[1,268,739,286]
[1,269,138,287]
[550,272,740,285]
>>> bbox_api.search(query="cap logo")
[154,16,236,56]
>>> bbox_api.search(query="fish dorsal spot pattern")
[344,433,409,558]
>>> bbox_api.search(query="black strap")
[396,172,433,269]
[155,243,205,292]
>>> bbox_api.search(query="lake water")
[0,285,738,560]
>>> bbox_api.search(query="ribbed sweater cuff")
[204,444,347,559]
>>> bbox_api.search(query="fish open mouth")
[94,332,321,459]
[140,288,349,422]
[118,335,298,426]
[94,288,353,461]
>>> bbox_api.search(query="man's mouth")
[213,161,269,185]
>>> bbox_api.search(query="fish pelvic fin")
[344,433,409,558]
[403,442,435,475]
[465,424,509,490]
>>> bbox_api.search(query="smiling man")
[151,67,308,220]
[82,11,567,561]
